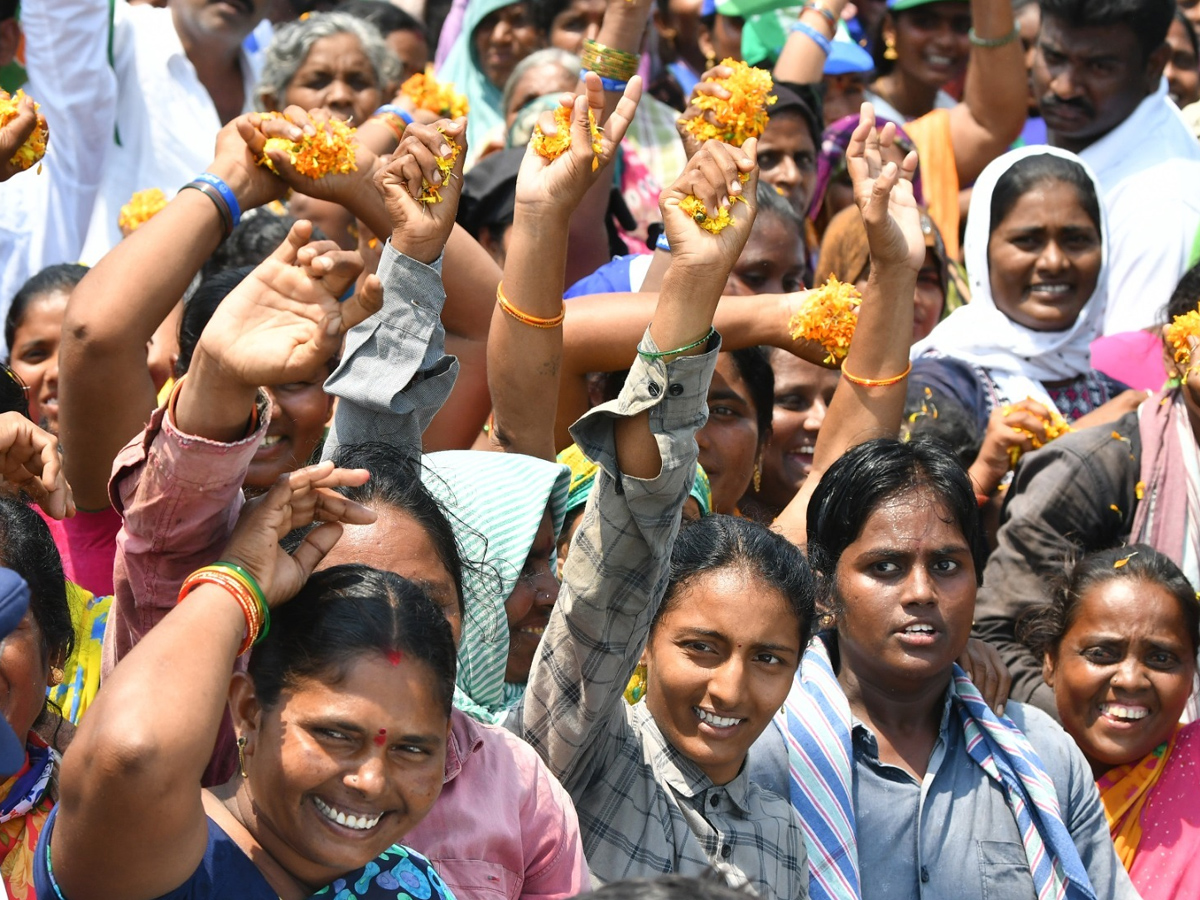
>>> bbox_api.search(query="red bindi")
[386,650,402,666]
[373,729,387,746]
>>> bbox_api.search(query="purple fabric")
[810,114,923,220]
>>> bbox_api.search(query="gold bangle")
[581,39,640,82]
[373,111,406,144]
[840,360,912,387]
[496,283,565,329]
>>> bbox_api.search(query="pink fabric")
[1090,331,1169,392]
[1131,389,1188,563]
[36,505,121,597]
[102,400,264,677]
[408,711,590,899]
[1127,721,1200,899]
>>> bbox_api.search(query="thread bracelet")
[496,283,565,328]
[968,25,1019,48]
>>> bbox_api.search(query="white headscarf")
[911,145,1109,408]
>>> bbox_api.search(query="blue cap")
[825,22,875,75]
[0,570,30,777]
[702,0,717,16]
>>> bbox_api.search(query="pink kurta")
[1127,721,1200,899]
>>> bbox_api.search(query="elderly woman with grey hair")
[256,11,400,125]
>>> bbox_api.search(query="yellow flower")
[117,188,168,233]
[400,65,469,118]
[1005,401,1072,467]
[419,129,459,204]
[682,59,776,146]
[787,275,861,365]
[531,106,602,171]
[259,114,358,178]
[1166,306,1200,370]
[0,90,48,173]
[1136,480,1146,500]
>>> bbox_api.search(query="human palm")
[846,104,924,274]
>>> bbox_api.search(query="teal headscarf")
[422,451,570,724]
[438,0,525,160]
[557,442,713,517]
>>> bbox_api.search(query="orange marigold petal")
[118,188,168,233]
[0,90,49,173]
[400,65,470,118]
[259,114,358,179]
[787,275,861,364]
[682,60,775,147]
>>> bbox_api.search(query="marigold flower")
[419,130,459,204]
[787,275,861,364]
[1165,306,1200,370]
[118,188,168,234]
[0,90,48,173]
[259,114,358,178]
[531,106,602,171]
[683,59,776,146]
[400,66,469,118]
[1003,400,1071,467]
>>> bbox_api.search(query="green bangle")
[968,25,1019,48]
[215,561,271,644]
[638,326,716,361]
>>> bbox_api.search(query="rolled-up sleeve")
[517,330,720,793]
[323,242,459,455]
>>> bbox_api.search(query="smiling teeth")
[695,708,742,728]
[313,797,383,831]
[1032,284,1071,294]
[1102,703,1149,721]
[521,626,545,635]
[927,55,954,65]
[905,624,934,634]
[260,434,282,448]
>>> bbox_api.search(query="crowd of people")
[0,0,1198,897]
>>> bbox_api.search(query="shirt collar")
[443,709,486,785]
[143,5,261,110]
[851,681,957,756]
[1077,78,1177,176]
[632,704,753,814]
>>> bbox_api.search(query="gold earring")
[237,735,248,779]
[752,462,762,493]
[883,36,899,61]
[49,666,64,686]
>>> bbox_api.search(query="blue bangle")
[789,20,832,55]
[376,104,414,125]
[192,173,241,230]
[584,70,629,92]
[655,232,671,252]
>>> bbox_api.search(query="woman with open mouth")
[1023,544,1200,900]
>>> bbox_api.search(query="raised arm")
[946,0,1025,185]
[50,461,374,900]
[518,140,759,790]
[773,103,922,546]
[58,117,286,510]
[488,75,642,461]
[773,0,850,85]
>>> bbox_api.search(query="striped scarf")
[776,638,1099,900]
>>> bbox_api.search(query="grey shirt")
[751,682,1138,900]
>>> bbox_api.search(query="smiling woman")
[1021,545,1200,900]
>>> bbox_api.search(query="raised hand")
[209,113,290,214]
[846,102,923,274]
[0,91,46,183]
[674,64,732,161]
[659,138,759,272]
[0,412,73,520]
[514,73,642,217]
[193,220,383,390]
[221,462,377,608]
[374,117,467,264]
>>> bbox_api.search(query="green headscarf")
[422,450,570,724]
[437,0,522,160]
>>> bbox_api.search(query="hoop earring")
[237,735,248,779]
[883,36,899,61]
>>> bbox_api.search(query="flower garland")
[788,275,861,364]
[118,188,168,233]
[682,59,776,146]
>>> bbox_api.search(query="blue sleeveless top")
[35,805,458,900]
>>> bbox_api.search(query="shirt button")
[920,866,930,883]
[709,794,720,808]
[647,382,661,397]
[721,844,732,859]
[668,383,684,397]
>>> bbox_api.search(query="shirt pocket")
[429,859,521,900]
[977,840,1037,900]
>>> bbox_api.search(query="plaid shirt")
[513,332,809,899]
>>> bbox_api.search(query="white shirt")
[0,0,116,346]
[1077,79,1200,335]
[78,1,262,262]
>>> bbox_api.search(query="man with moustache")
[1035,0,1200,334]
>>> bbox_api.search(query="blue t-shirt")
[36,805,457,900]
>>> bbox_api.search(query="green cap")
[887,0,967,11]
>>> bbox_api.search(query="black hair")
[284,442,467,618]
[0,499,74,699]
[805,436,988,589]
[175,266,255,377]
[0,0,16,22]
[769,81,824,151]
[653,515,817,647]
[989,152,1102,237]
[728,346,775,442]
[5,264,87,356]
[901,388,983,471]
[338,0,429,41]
[1020,543,1200,661]
[200,209,298,284]
[1166,260,1200,324]
[0,365,29,419]
[529,0,572,35]
[590,875,755,900]
[1039,0,1174,63]
[248,564,457,714]
[1175,8,1200,59]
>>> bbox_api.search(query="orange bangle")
[840,360,912,388]
[496,283,565,329]
[178,568,264,655]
